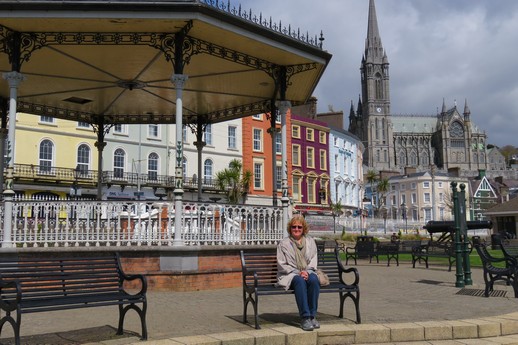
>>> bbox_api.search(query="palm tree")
[365,169,379,216]
[376,177,390,218]
[215,159,252,204]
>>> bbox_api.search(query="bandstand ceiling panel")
[0,1,332,125]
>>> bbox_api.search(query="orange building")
[242,111,292,205]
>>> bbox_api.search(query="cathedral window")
[449,122,464,138]
[409,152,417,166]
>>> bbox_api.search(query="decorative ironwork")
[203,100,271,122]
[199,0,324,49]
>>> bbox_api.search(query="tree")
[500,145,518,167]
[365,169,379,216]
[330,199,343,234]
[215,159,252,204]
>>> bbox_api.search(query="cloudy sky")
[237,0,518,148]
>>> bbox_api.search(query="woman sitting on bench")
[276,215,320,331]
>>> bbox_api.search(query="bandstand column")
[172,74,188,246]
[279,100,291,236]
[2,71,25,247]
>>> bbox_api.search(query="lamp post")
[401,202,408,234]
[71,165,81,200]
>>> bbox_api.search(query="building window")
[77,122,90,128]
[275,164,282,190]
[39,139,54,173]
[334,154,339,172]
[253,128,262,152]
[182,125,188,143]
[438,182,443,188]
[40,116,54,124]
[439,192,444,202]
[411,193,417,204]
[182,157,187,179]
[292,144,301,166]
[334,137,339,147]
[424,192,431,203]
[319,131,326,144]
[228,126,237,149]
[292,125,300,138]
[411,182,416,189]
[252,114,262,120]
[306,128,314,141]
[254,162,263,189]
[113,148,125,178]
[275,132,281,154]
[148,152,159,180]
[307,147,315,168]
[307,177,316,203]
[148,124,159,138]
[203,124,212,145]
[424,209,432,222]
[77,144,90,174]
[292,175,301,202]
[319,149,327,170]
[204,159,213,184]
[423,181,430,188]
[113,124,125,134]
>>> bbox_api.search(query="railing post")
[2,167,15,248]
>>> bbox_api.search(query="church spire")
[365,0,385,64]
[463,99,471,121]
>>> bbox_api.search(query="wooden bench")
[0,254,147,345]
[412,240,455,271]
[473,240,518,297]
[398,240,423,255]
[240,248,360,329]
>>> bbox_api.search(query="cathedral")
[348,0,489,175]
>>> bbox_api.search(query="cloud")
[237,0,518,147]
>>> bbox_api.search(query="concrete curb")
[117,312,518,345]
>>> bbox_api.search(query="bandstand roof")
[0,0,331,125]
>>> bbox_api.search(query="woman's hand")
[300,270,309,280]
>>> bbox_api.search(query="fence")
[0,200,284,247]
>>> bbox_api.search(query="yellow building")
[13,113,98,198]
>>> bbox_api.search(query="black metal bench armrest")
[0,279,21,313]
[337,260,360,286]
[242,269,259,293]
[121,274,148,295]
[345,246,356,254]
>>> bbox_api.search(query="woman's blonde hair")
[287,214,309,236]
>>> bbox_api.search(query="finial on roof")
[441,98,446,113]
[463,99,471,115]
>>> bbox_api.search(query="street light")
[401,202,408,234]
[70,165,82,200]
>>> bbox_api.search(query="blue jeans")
[290,273,320,318]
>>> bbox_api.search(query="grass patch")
[340,249,507,268]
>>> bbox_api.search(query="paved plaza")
[2,261,518,344]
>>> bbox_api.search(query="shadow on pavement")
[0,325,138,345]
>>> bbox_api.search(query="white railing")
[0,200,284,247]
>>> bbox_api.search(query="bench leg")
[118,302,148,340]
[339,290,361,324]
[0,311,21,345]
[243,290,260,329]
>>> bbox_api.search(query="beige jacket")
[276,235,318,291]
